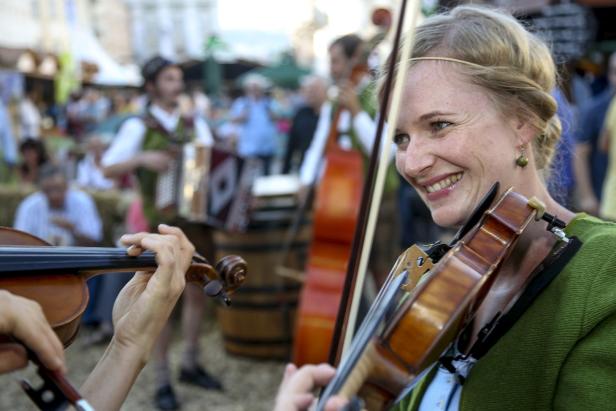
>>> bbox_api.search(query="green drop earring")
[515,148,528,168]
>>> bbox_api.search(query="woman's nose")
[400,139,435,179]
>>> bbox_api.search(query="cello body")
[292,148,364,365]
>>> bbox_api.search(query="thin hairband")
[409,56,486,69]
[408,56,544,91]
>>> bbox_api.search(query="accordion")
[156,145,261,231]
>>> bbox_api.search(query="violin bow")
[329,0,423,364]
[0,337,95,411]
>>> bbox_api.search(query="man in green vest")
[102,56,221,410]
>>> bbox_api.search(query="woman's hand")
[111,224,194,362]
[0,290,66,374]
[274,363,347,411]
[80,224,195,410]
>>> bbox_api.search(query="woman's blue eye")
[393,133,409,147]
[431,121,451,132]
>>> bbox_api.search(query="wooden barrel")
[215,203,310,360]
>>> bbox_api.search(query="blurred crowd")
[1,42,616,409]
[1,49,616,287]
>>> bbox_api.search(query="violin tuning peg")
[219,291,231,306]
[203,280,224,298]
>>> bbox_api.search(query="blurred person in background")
[190,85,212,120]
[18,138,48,186]
[102,55,220,411]
[76,134,115,191]
[282,75,328,174]
[299,33,399,285]
[0,96,18,182]
[229,73,278,175]
[573,52,616,215]
[598,93,616,221]
[18,84,42,140]
[299,34,381,187]
[547,86,576,208]
[13,164,102,247]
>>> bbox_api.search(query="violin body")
[318,189,540,410]
[0,226,247,346]
[0,228,88,345]
[293,149,364,365]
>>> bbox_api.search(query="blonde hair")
[388,5,561,170]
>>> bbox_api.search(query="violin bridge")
[396,245,433,292]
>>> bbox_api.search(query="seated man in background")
[13,163,102,247]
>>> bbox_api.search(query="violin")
[0,226,247,410]
[316,188,546,410]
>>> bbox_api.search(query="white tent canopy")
[71,27,141,87]
[215,30,293,64]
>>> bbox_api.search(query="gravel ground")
[0,313,286,411]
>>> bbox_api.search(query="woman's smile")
[422,172,464,201]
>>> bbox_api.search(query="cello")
[0,226,247,410]
[292,9,393,366]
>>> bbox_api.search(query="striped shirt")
[14,189,103,246]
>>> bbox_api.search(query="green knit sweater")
[394,214,616,411]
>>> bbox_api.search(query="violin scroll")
[215,255,247,292]
[187,253,247,305]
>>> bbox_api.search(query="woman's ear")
[510,112,536,146]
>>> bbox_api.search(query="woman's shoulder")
[565,213,616,253]
[562,213,616,327]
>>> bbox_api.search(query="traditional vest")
[136,113,196,226]
[333,81,399,194]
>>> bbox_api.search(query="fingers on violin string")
[119,231,150,246]
[139,235,180,267]
[309,363,337,386]
[0,344,28,373]
[138,236,186,295]
[126,244,144,257]
[158,224,195,256]
[285,363,336,396]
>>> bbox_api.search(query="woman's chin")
[431,209,465,229]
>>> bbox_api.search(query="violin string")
[0,247,157,272]
[0,247,155,256]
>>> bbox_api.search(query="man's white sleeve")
[101,118,146,167]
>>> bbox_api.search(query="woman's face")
[394,61,526,228]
